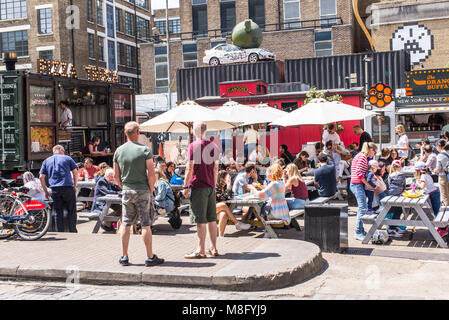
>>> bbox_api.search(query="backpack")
[169,173,184,185]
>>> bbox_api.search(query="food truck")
[0,59,136,177]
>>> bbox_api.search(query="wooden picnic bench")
[361,194,449,248]
[92,195,122,233]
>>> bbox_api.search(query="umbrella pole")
[188,125,193,144]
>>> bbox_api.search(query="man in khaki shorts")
[114,121,164,266]
[183,122,220,258]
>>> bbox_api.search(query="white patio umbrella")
[243,103,289,126]
[271,98,378,127]
[139,100,242,133]
[214,100,277,126]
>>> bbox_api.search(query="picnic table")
[76,180,96,202]
[402,165,416,177]
[361,194,449,248]
[226,197,281,239]
[92,195,122,233]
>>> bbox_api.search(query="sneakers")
[145,254,165,266]
[354,233,365,241]
[387,228,402,238]
[100,223,115,232]
[366,209,375,215]
[235,221,251,231]
[119,256,129,266]
[438,228,449,237]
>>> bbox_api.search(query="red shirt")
[80,165,99,180]
[188,139,219,189]
[291,178,308,200]
[350,152,368,184]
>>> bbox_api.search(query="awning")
[397,106,449,114]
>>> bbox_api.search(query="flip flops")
[206,249,219,257]
[184,251,207,259]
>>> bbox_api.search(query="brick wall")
[332,24,354,55]
[235,1,249,25]
[180,0,193,34]
[207,0,221,32]
[261,29,315,59]
[140,43,155,94]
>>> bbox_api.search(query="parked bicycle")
[0,180,51,240]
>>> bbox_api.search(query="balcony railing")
[157,17,343,42]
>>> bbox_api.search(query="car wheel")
[209,57,220,66]
[248,53,259,63]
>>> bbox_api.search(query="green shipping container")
[0,71,24,172]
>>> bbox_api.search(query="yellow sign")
[84,66,118,83]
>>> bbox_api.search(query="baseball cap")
[414,161,426,170]
[368,160,379,167]
[391,160,402,167]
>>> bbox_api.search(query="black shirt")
[358,131,372,151]
[281,151,295,165]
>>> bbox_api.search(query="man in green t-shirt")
[113,121,164,267]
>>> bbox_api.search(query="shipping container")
[285,50,410,92]
[176,61,283,101]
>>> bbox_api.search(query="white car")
[203,44,275,66]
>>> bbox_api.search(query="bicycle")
[0,182,51,241]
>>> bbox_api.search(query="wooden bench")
[224,209,304,229]
[309,194,338,205]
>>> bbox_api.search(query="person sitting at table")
[156,159,167,173]
[90,168,122,232]
[313,153,337,198]
[322,123,341,146]
[309,142,323,169]
[79,157,100,181]
[254,163,290,226]
[82,136,105,156]
[248,144,264,163]
[347,144,358,159]
[216,170,251,237]
[234,152,246,171]
[414,162,440,218]
[94,162,111,182]
[380,148,393,169]
[233,163,259,195]
[22,171,46,200]
[293,151,311,176]
[279,144,294,165]
[165,161,175,182]
[385,160,406,238]
[154,169,176,215]
[284,164,309,210]
[390,148,400,165]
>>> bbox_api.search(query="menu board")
[114,93,132,124]
[70,131,85,153]
[30,126,54,153]
[30,85,55,123]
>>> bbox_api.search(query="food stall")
[0,59,136,176]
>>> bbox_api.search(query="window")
[0,30,28,56]
[319,0,337,27]
[154,18,181,35]
[0,0,26,20]
[117,42,123,65]
[126,44,135,67]
[283,0,300,29]
[134,0,148,9]
[125,12,134,36]
[39,50,53,60]
[281,102,297,112]
[183,43,197,68]
[154,46,168,93]
[108,40,115,70]
[88,33,95,59]
[38,8,52,35]
[87,0,93,22]
[371,116,391,144]
[98,36,105,61]
[314,30,332,57]
[97,0,103,26]
[119,76,138,91]
[249,0,265,29]
[192,0,206,4]
[115,8,122,32]
[136,16,149,40]
[220,0,235,33]
[211,39,226,48]
[192,4,207,36]
[106,4,114,37]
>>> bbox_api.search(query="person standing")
[59,101,72,128]
[243,125,259,160]
[434,139,449,206]
[39,145,78,233]
[350,142,377,241]
[352,125,372,152]
[391,125,409,165]
[322,123,341,146]
[182,121,220,258]
[113,121,164,267]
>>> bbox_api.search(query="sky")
[151,0,179,11]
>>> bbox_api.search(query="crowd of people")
[19,118,449,266]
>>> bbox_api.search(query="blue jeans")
[365,190,374,210]
[286,198,308,210]
[350,183,367,235]
[429,189,441,217]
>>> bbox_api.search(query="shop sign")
[395,95,449,106]
[38,59,78,78]
[406,68,449,96]
[226,85,248,94]
[84,66,118,83]
[367,83,393,108]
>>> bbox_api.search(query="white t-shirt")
[60,107,73,127]
[244,129,259,144]
[248,150,263,162]
[419,173,437,194]
[396,134,409,158]
[322,130,341,145]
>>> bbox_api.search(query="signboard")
[406,68,449,96]
[368,83,393,108]
[226,85,248,94]
[395,95,449,106]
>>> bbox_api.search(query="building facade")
[369,0,449,70]
[140,0,357,95]
[0,0,152,93]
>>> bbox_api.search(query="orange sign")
[368,83,393,108]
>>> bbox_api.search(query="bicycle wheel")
[14,207,51,241]
[0,221,15,239]
[0,196,16,239]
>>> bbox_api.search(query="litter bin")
[304,204,348,253]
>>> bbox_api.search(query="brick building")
[0,0,152,92]
[140,0,358,95]
[369,0,449,70]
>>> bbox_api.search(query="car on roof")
[203,44,275,66]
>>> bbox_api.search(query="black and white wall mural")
[390,23,434,66]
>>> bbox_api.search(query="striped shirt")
[351,152,368,184]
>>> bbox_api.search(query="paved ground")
[1,203,449,299]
